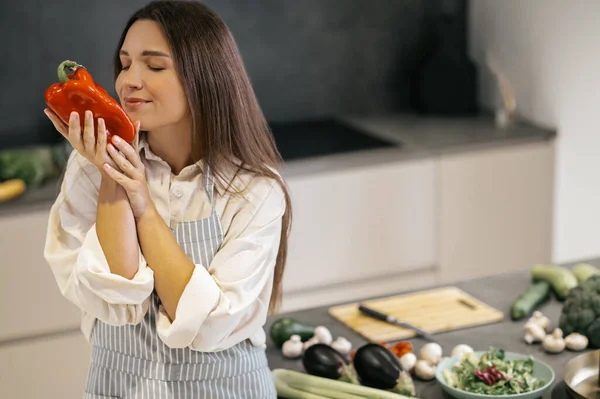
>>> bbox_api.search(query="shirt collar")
[136,132,228,196]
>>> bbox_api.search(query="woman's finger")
[132,121,141,151]
[111,135,145,171]
[83,110,95,154]
[107,143,138,178]
[68,112,83,151]
[97,118,107,154]
[102,162,133,189]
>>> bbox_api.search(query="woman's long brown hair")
[113,0,292,314]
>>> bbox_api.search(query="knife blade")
[358,304,438,342]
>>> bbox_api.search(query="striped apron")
[84,168,276,398]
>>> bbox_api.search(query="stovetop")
[268,117,398,162]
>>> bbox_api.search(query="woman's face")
[115,20,189,133]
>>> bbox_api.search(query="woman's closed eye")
[120,64,165,72]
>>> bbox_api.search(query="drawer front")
[0,332,91,399]
[0,209,82,341]
[283,158,437,294]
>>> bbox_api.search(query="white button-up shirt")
[44,135,286,352]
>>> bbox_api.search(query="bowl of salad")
[435,348,555,398]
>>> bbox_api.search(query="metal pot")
[564,349,600,398]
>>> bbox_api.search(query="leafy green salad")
[442,348,547,395]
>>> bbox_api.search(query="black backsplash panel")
[1,0,465,149]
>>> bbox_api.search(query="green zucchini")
[572,263,600,284]
[531,264,578,300]
[510,281,551,320]
[269,317,315,347]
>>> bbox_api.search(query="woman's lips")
[124,100,150,110]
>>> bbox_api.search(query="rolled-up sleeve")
[44,152,154,326]
[156,178,285,351]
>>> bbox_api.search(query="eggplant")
[352,343,416,396]
[352,343,400,389]
[302,344,347,379]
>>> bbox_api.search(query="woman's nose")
[121,68,143,89]
[124,77,143,89]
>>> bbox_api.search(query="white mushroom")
[331,337,352,355]
[282,335,304,358]
[399,352,417,373]
[451,344,474,358]
[314,326,333,345]
[303,336,319,350]
[419,342,443,365]
[565,333,589,351]
[542,328,566,353]
[525,311,551,331]
[414,359,436,380]
[524,323,547,344]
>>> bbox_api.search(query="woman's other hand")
[103,134,154,219]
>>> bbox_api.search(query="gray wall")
[1,0,464,149]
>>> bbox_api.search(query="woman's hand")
[44,108,131,173]
[103,135,154,219]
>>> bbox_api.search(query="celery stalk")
[300,385,366,399]
[274,374,329,399]
[272,369,419,399]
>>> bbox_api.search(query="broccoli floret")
[559,275,600,348]
[0,147,58,186]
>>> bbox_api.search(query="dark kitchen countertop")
[265,258,598,399]
[0,112,555,216]
[343,113,555,152]
[281,112,556,178]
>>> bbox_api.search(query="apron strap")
[203,162,217,213]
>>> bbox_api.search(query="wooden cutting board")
[328,286,504,343]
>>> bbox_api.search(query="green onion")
[300,385,367,399]
[272,368,419,399]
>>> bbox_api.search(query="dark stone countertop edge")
[281,129,555,180]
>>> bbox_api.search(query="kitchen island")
[265,258,600,399]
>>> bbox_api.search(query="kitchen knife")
[358,304,438,342]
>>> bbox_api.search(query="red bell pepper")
[44,60,136,143]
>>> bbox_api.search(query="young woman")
[43,1,291,397]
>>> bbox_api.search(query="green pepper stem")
[57,60,82,83]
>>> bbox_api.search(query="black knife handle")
[358,304,438,342]
[358,304,392,322]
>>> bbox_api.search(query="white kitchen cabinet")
[0,208,82,342]
[281,157,438,311]
[0,332,91,399]
[437,141,555,282]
